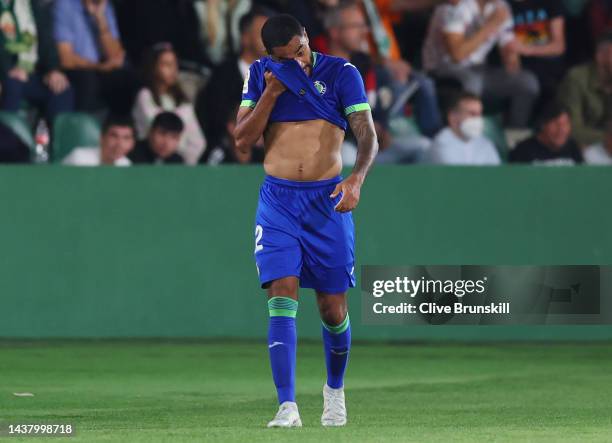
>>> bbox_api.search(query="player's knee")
[267,277,299,299]
[319,301,347,326]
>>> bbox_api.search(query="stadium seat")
[52,113,101,163]
[0,111,34,155]
[483,115,509,161]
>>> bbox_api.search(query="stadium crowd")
[0,0,611,166]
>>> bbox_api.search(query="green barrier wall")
[1,165,611,341]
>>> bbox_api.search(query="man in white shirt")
[423,0,539,127]
[584,119,612,165]
[63,115,135,166]
[427,91,501,165]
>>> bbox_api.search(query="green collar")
[312,51,318,68]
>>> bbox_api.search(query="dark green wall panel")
[1,166,610,340]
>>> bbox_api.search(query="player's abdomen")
[263,119,344,182]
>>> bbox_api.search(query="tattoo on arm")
[348,110,379,180]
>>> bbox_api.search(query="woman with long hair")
[132,42,206,164]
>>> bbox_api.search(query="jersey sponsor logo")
[314,80,327,95]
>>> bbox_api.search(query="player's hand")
[264,71,287,98]
[330,174,363,213]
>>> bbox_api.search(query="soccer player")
[235,14,378,428]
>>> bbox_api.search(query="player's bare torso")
[263,119,345,181]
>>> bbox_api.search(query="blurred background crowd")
[0,0,611,166]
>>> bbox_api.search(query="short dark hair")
[151,112,184,134]
[261,13,303,54]
[535,102,569,130]
[447,91,481,113]
[102,114,135,135]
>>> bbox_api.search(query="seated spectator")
[584,118,612,164]
[325,1,433,163]
[509,0,567,101]
[197,10,269,147]
[423,0,540,128]
[510,102,583,164]
[200,106,264,164]
[426,91,501,164]
[558,32,612,147]
[129,111,185,164]
[132,43,206,165]
[363,0,444,136]
[0,0,73,122]
[53,0,138,113]
[62,114,135,166]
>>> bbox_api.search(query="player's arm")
[331,62,379,213]
[331,110,379,213]
[234,72,286,153]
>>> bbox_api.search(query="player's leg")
[265,277,302,427]
[254,177,304,427]
[316,291,350,427]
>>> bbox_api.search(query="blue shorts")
[254,175,356,293]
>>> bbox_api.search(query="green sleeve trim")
[322,313,350,334]
[240,99,257,108]
[344,103,371,115]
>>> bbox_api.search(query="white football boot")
[321,384,347,426]
[267,401,303,428]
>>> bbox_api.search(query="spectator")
[114,0,210,68]
[423,0,540,128]
[558,32,612,146]
[129,111,185,164]
[0,0,73,122]
[200,105,264,164]
[510,102,583,164]
[197,10,269,147]
[62,114,135,166]
[426,91,501,164]
[325,1,433,162]
[584,118,612,164]
[508,0,567,101]
[54,0,138,113]
[363,0,444,136]
[132,43,206,165]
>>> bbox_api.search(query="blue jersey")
[240,52,370,131]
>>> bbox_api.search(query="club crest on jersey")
[314,80,326,95]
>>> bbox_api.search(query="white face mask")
[460,116,484,140]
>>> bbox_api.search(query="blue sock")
[268,297,298,404]
[322,313,351,389]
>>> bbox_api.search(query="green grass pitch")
[1,340,611,442]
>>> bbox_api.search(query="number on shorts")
[254,225,264,253]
